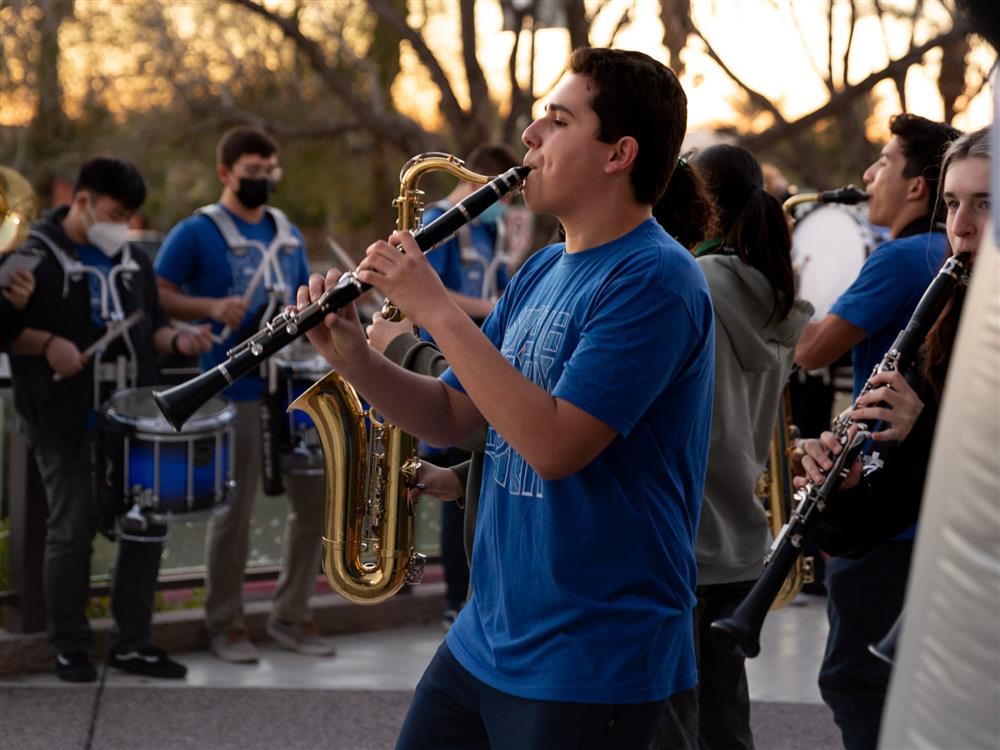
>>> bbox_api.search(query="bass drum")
[791,204,887,320]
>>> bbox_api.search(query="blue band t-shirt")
[154,204,310,401]
[830,231,947,398]
[441,218,715,704]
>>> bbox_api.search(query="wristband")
[170,330,184,356]
[41,334,56,357]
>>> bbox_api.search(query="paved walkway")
[0,594,841,749]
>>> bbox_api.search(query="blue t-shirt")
[830,231,947,398]
[75,244,115,329]
[154,205,310,401]
[440,218,715,704]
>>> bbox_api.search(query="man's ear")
[907,174,929,203]
[605,136,639,177]
[216,163,230,185]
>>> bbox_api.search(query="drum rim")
[104,385,236,434]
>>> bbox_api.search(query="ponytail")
[694,144,795,320]
[653,159,721,251]
[727,186,795,320]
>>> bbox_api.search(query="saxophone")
[288,153,500,604]
[755,388,813,609]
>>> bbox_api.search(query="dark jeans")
[32,433,162,654]
[397,642,669,750]
[652,580,755,750]
[819,541,913,750]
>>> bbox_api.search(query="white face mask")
[85,203,129,257]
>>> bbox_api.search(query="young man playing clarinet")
[793,113,959,750]
[300,47,714,750]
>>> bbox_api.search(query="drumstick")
[52,310,144,381]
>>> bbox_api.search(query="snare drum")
[274,341,330,475]
[99,386,236,541]
[792,204,888,320]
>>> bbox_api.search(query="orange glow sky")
[2,0,993,139]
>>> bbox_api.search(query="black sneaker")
[55,650,97,683]
[108,646,187,679]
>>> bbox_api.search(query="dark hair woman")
[652,144,813,750]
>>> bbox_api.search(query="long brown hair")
[921,127,990,395]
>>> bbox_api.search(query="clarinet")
[154,165,532,431]
[711,252,972,659]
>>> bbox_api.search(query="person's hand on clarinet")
[793,429,863,491]
[357,231,455,331]
[298,269,372,375]
[850,370,924,443]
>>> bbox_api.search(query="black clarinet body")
[154,165,531,431]
[711,253,971,659]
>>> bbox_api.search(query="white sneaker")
[210,627,259,663]
[266,618,336,657]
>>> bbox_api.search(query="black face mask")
[236,178,276,209]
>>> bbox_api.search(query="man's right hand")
[299,269,372,376]
[210,295,248,329]
[46,336,87,379]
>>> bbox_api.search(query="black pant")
[396,642,669,750]
[652,580,755,750]
[425,447,471,610]
[32,432,163,654]
[819,541,913,750]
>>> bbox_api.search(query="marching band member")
[654,146,813,750]
[155,127,334,662]
[793,114,961,750]
[0,268,35,350]
[302,48,714,750]
[7,157,210,682]
[796,127,990,750]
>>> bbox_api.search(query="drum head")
[275,339,330,378]
[792,204,882,320]
[104,385,235,434]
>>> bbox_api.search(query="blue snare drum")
[100,386,236,541]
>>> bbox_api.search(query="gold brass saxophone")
[755,388,813,609]
[0,166,37,255]
[289,153,495,604]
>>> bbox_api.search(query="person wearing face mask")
[6,157,213,682]
[155,127,333,663]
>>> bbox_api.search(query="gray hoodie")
[696,253,813,585]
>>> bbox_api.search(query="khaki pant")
[204,400,325,636]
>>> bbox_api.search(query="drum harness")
[428,198,511,302]
[29,229,142,408]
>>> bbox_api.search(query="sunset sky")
[2,0,993,139]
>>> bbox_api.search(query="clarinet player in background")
[795,127,990,750]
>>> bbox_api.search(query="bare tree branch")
[228,0,436,155]
[741,22,969,151]
[459,0,494,145]
[787,0,827,89]
[841,0,857,89]
[365,0,469,134]
[689,19,788,124]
